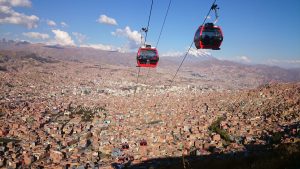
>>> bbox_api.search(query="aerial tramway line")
[194,3,223,50]
[136,0,159,68]
[134,0,223,68]
[132,0,158,101]
[135,0,172,69]
[151,0,224,108]
[132,0,223,108]
[132,0,172,104]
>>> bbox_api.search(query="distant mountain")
[1,40,299,87]
[0,40,135,67]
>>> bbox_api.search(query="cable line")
[143,0,172,85]
[155,0,218,109]
[133,0,155,104]
[156,0,172,48]
[144,0,154,45]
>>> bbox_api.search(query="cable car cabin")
[194,23,223,50]
[136,45,159,68]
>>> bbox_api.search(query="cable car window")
[139,50,157,59]
[201,29,221,38]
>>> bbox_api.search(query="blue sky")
[0,0,300,68]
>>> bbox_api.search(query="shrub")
[209,117,232,143]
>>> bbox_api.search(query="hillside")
[0,40,299,168]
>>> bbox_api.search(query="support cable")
[144,0,172,85]
[155,0,172,48]
[133,0,154,103]
[155,0,218,109]
[143,0,154,45]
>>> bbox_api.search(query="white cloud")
[236,56,251,63]
[23,32,49,39]
[47,20,56,26]
[112,26,140,43]
[72,32,87,44]
[80,43,115,51]
[61,21,68,27]
[51,29,75,46]
[97,14,117,25]
[0,0,31,7]
[0,5,39,29]
[111,26,141,49]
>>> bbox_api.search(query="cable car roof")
[140,44,156,49]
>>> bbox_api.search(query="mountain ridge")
[1,40,299,88]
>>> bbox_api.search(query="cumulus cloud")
[0,0,31,7]
[51,29,75,46]
[236,56,251,63]
[23,32,49,39]
[0,5,39,29]
[47,20,56,26]
[112,26,140,43]
[61,21,67,27]
[80,43,115,51]
[72,32,87,44]
[97,14,117,25]
[111,26,141,49]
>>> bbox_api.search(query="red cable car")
[136,45,159,68]
[121,143,129,150]
[139,139,147,146]
[194,23,223,50]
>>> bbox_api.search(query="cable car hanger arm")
[211,3,219,24]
